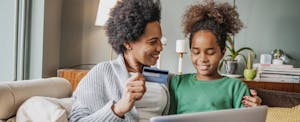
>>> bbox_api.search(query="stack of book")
[254,64,300,83]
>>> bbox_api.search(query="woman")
[69,0,167,121]
[69,0,260,121]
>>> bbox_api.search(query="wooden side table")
[243,80,300,93]
[57,69,89,91]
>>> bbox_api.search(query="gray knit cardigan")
[69,55,170,122]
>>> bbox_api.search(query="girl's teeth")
[200,65,208,70]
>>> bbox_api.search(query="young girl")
[169,0,251,114]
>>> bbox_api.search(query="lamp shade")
[95,0,118,26]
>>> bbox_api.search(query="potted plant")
[244,52,256,80]
[219,36,255,74]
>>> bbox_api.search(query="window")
[95,0,118,26]
[0,0,18,81]
[0,0,30,81]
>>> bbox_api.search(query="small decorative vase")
[225,60,238,74]
[244,69,256,80]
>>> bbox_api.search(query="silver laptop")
[150,106,268,122]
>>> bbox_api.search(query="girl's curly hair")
[106,0,161,54]
[182,0,243,50]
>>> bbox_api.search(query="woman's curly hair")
[182,0,243,51]
[106,0,161,54]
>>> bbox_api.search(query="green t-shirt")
[169,73,250,114]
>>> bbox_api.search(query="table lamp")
[176,39,187,75]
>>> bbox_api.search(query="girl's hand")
[112,73,146,117]
[242,89,262,107]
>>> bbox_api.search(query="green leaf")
[236,54,247,66]
[226,36,234,48]
[246,52,254,69]
[236,47,255,56]
[224,55,234,60]
[226,46,235,56]
[285,53,295,60]
[225,44,231,51]
[218,59,225,72]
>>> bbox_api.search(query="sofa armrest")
[0,77,72,120]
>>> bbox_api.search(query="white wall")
[236,0,300,67]
[43,0,63,77]
[80,1,113,65]
[60,0,113,69]
[60,0,84,68]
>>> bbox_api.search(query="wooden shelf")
[243,80,300,93]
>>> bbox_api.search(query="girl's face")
[191,30,225,79]
[127,21,163,66]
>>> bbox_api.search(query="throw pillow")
[16,96,73,122]
[267,105,300,122]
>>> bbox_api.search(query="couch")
[0,78,300,122]
[0,77,72,122]
[253,88,300,122]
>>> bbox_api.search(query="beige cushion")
[0,77,72,120]
[266,105,300,122]
[16,96,73,122]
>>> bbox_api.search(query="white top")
[135,82,168,122]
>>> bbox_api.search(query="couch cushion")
[266,105,300,122]
[253,88,300,107]
[0,77,72,120]
[16,96,73,122]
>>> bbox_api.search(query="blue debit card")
[142,66,169,84]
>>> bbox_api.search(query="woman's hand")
[112,73,146,117]
[242,89,262,107]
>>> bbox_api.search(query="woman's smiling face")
[127,21,163,66]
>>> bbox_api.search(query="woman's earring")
[124,43,132,50]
